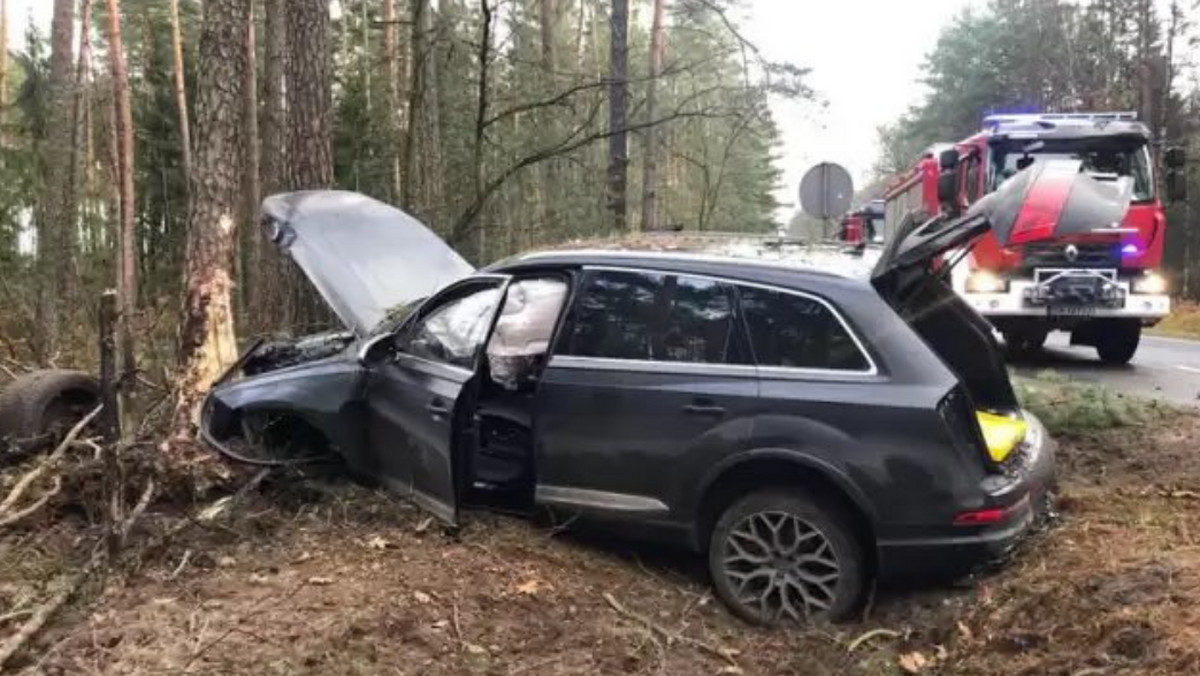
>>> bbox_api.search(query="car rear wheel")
[708,490,865,625]
[1095,320,1140,365]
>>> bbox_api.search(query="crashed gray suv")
[202,179,1065,625]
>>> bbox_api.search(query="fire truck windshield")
[990,142,1154,202]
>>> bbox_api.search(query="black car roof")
[486,248,877,293]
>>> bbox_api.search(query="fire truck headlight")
[1132,271,1168,295]
[965,270,1009,293]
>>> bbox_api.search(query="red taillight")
[953,493,1030,526]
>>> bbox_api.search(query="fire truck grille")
[1022,243,1118,268]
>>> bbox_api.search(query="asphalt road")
[1009,332,1200,406]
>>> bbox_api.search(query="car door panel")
[364,278,507,525]
[535,358,757,517]
[532,269,757,522]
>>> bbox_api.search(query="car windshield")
[990,143,1154,201]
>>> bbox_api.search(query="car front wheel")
[708,490,865,625]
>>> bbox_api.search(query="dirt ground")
[5,414,1200,675]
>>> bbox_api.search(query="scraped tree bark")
[174,0,249,436]
[169,0,193,185]
[105,0,137,424]
[35,0,78,363]
[607,0,629,232]
[640,0,666,231]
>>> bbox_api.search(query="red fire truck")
[882,112,1188,363]
[838,200,886,244]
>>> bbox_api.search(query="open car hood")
[261,191,475,336]
[872,158,1134,278]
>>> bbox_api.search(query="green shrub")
[1013,370,1173,436]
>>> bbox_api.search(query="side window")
[561,270,745,364]
[737,286,870,372]
[397,283,503,369]
[562,270,662,360]
[659,275,743,364]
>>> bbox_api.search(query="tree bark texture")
[285,0,333,190]
[105,0,138,412]
[169,0,193,186]
[174,0,249,436]
[607,0,629,233]
[257,0,288,330]
[284,0,333,328]
[242,0,262,314]
[36,0,78,363]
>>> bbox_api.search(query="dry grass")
[1149,300,1200,340]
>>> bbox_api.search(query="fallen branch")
[0,476,62,528]
[0,541,105,671]
[847,627,901,652]
[0,405,101,522]
[602,592,740,667]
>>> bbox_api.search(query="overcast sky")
[5,0,1192,222]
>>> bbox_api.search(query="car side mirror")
[356,332,394,364]
[1165,170,1188,204]
[938,149,959,171]
[1164,147,1186,170]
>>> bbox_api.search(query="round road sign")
[799,162,853,219]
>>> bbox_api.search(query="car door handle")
[682,403,725,417]
[427,399,450,418]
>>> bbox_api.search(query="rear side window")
[737,286,870,372]
[561,270,746,364]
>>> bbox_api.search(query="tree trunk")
[285,0,333,327]
[383,0,402,202]
[640,0,666,232]
[0,0,8,151]
[174,0,249,437]
[242,0,262,315]
[70,0,93,238]
[607,0,629,233]
[35,0,78,363]
[473,0,492,261]
[403,0,443,225]
[258,0,287,330]
[105,0,137,420]
[285,0,333,190]
[169,0,193,186]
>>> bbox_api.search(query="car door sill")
[535,485,669,515]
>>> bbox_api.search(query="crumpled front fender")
[199,356,365,465]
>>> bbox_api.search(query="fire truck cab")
[889,112,1187,364]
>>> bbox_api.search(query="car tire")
[0,369,100,456]
[1095,320,1140,365]
[708,490,865,625]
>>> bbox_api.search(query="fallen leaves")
[514,579,551,596]
[413,590,433,604]
[898,651,930,673]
